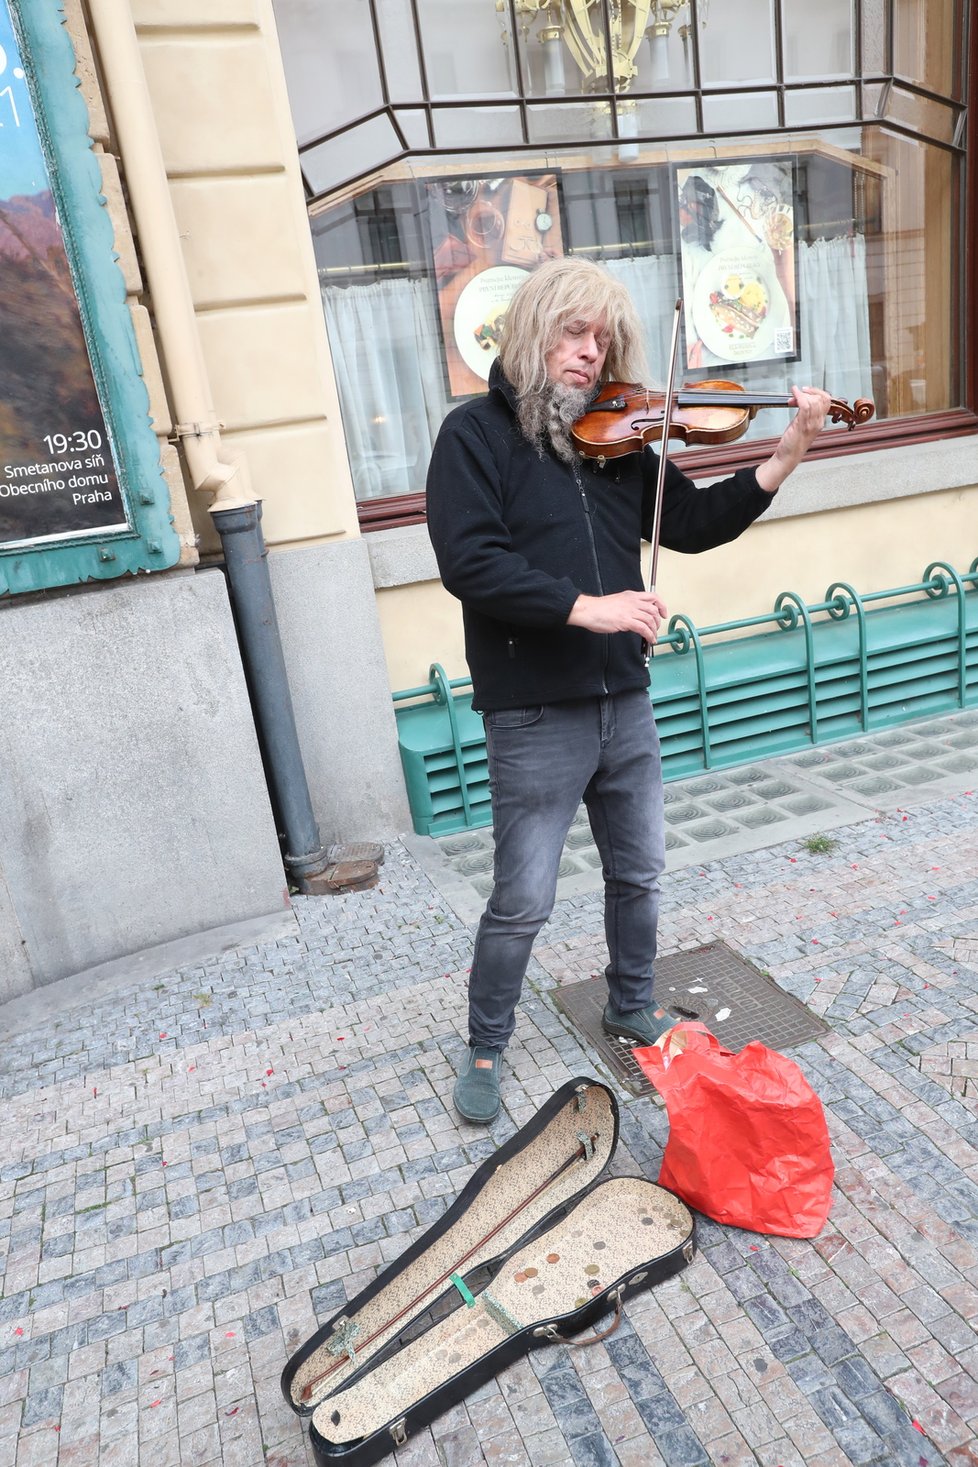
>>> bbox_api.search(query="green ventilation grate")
[393,560,978,837]
[395,668,491,836]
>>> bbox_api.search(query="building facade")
[0,0,973,996]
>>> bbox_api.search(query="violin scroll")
[826,397,875,430]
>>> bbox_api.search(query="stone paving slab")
[0,715,977,1467]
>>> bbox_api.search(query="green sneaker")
[602,1002,678,1047]
[453,1045,502,1123]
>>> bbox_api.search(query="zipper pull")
[573,465,591,515]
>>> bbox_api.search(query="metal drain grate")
[553,942,828,1096]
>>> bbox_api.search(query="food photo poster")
[427,172,564,397]
[675,158,799,371]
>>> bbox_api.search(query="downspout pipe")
[212,502,328,887]
[87,0,330,889]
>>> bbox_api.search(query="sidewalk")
[1,720,977,1467]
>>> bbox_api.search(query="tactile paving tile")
[404,712,978,924]
[553,942,828,1097]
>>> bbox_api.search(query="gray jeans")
[468,690,665,1050]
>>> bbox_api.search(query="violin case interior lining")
[282,1078,695,1466]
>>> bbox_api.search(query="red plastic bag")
[634,1022,834,1238]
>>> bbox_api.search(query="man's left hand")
[755,385,832,494]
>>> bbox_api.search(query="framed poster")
[0,1,179,593]
[675,158,799,371]
[427,172,564,398]
[0,12,128,550]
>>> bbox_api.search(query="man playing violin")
[427,255,830,1124]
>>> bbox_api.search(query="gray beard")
[517,381,595,465]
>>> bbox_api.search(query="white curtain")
[605,253,677,380]
[321,236,873,495]
[321,277,449,499]
[796,235,873,409]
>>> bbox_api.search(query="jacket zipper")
[573,462,609,693]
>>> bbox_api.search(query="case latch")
[390,1418,408,1447]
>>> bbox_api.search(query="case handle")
[533,1288,623,1347]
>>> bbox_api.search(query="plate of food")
[453,265,530,382]
[691,247,791,363]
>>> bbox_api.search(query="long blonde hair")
[498,256,648,396]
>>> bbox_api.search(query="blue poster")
[0,4,129,547]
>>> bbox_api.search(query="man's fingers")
[631,595,663,637]
[573,590,666,634]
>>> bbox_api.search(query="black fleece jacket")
[426,362,776,712]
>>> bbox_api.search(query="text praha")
[0,429,129,547]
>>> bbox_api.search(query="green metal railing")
[393,559,978,837]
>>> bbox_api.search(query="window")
[273,0,975,531]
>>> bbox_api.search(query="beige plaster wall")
[376,488,977,693]
[128,0,357,552]
[653,487,974,632]
[63,0,197,565]
[376,580,467,692]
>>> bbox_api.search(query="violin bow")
[299,1122,600,1401]
[644,298,684,664]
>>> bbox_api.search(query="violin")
[571,379,875,461]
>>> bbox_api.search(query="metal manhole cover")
[553,942,828,1097]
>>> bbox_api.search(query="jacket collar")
[488,357,520,414]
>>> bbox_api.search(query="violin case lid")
[281,1077,695,1466]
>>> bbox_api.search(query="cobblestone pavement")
[1,737,978,1466]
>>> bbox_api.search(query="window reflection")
[272,0,964,196]
[418,0,515,97]
[272,0,384,143]
[893,0,962,100]
[698,0,776,86]
[311,133,961,506]
[782,0,854,81]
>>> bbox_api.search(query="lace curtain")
[322,235,872,497]
[321,277,449,501]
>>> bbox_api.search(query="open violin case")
[281,1077,696,1466]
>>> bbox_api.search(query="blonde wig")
[497,256,649,396]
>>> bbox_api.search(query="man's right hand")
[567,590,668,639]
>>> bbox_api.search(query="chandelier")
[495,0,708,97]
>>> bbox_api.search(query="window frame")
[288,0,977,533]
